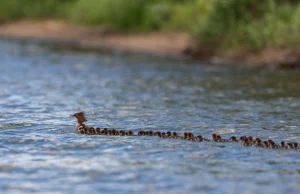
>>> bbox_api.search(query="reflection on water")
[0,40,300,194]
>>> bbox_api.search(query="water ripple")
[0,40,300,194]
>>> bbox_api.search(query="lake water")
[0,40,299,194]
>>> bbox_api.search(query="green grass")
[0,0,73,20]
[0,0,300,53]
[197,0,300,52]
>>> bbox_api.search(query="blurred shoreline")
[0,20,299,68]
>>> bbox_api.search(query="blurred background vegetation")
[0,0,299,53]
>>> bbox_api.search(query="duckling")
[242,138,251,146]
[167,131,172,137]
[111,129,117,135]
[255,138,261,144]
[87,127,92,135]
[148,131,153,136]
[138,131,144,136]
[102,128,108,135]
[280,141,287,149]
[77,125,84,133]
[172,132,178,138]
[248,136,254,143]
[197,135,204,142]
[287,142,298,149]
[128,130,133,136]
[268,140,276,149]
[230,136,238,143]
[183,132,188,140]
[254,138,263,147]
[263,141,269,148]
[216,135,228,142]
[157,131,162,137]
[293,142,299,149]
[120,131,126,136]
[91,127,96,135]
[96,128,101,135]
[79,127,85,134]
[212,133,217,141]
[267,140,278,149]
[187,133,194,140]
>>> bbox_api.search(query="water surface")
[0,40,300,194]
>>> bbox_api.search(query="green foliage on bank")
[0,0,300,52]
[199,0,300,51]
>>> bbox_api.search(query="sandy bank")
[0,20,190,57]
[0,20,299,68]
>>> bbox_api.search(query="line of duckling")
[73,112,299,150]
[76,126,299,150]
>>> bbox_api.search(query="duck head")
[73,112,87,124]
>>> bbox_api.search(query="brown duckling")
[160,132,168,138]
[242,138,251,146]
[254,138,263,147]
[239,136,247,143]
[172,132,178,138]
[263,141,269,148]
[197,135,204,142]
[79,127,85,134]
[128,130,133,136]
[120,131,126,136]
[167,131,172,137]
[230,136,238,143]
[217,135,228,142]
[183,132,188,139]
[293,142,299,149]
[248,136,254,143]
[267,140,277,149]
[280,141,287,149]
[157,131,162,137]
[212,133,217,141]
[96,128,101,135]
[255,138,261,144]
[186,133,194,140]
[92,127,96,135]
[87,127,93,135]
[138,131,144,136]
[148,131,153,136]
[287,142,298,149]
[102,128,108,134]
